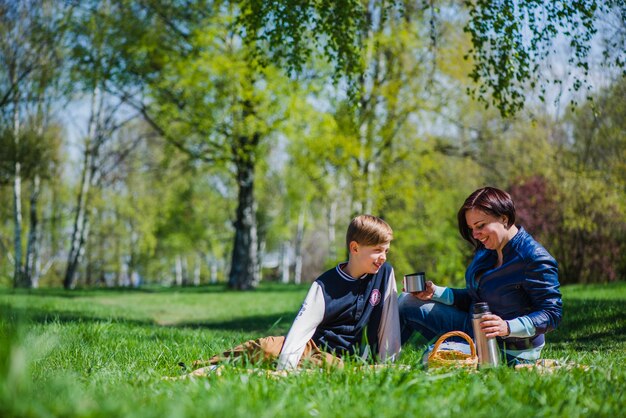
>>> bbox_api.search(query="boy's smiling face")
[347,241,390,277]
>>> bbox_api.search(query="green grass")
[0,281,624,417]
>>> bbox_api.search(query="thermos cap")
[473,302,491,314]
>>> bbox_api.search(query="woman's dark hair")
[457,187,516,248]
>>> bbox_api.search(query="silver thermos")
[471,302,500,367]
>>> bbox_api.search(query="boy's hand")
[409,280,435,301]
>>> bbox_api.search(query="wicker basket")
[427,331,478,370]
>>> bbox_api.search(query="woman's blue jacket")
[451,227,562,350]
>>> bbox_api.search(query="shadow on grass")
[3,288,623,349]
[401,296,626,355]
[547,298,626,350]
[0,282,309,298]
[178,314,294,335]
[0,303,294,334]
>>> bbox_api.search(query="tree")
[0,0,68,288]
[63,1,143,289]
[276,121,337,283]
[555,78,626,283]
[101,1,293,289]
[475,75,626,284]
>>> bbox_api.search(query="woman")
[399,186,562,364]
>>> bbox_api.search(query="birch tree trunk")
[293,207,305,285]
[182,256,189,286]
[25,94,47,288]
[193,255,201,286]
[280,242,290,283]
[24,174,41,286]
[175,255,183,286]
[12,70,25,288]
[257,239,265,281]
[327,200,337,261]
[120,258,129,287]
[210,262,218,284]
[64,87,100,289]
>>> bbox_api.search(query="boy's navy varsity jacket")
[277,262,401,370]
[313,262,390,356]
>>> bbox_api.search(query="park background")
[1,0,624,291]
[0,1,625,417]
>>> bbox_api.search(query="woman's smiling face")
[465,208,510,251]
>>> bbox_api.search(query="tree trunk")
[12,148,24,287]
[294,207,305,285]
[175,255,183,286]
[26,95,48,288]
[86,237,94,287]
[24,174,41,287]
[228,142,259,290]
[280,242,290,283]
[327,200,337,261]
[12,75,25,288]
[257,239,265,281]
[193,255,201,286]
[182,256,189,286]
[204,254,219,284]
[123,226,138,287]
[131,270,140,287]
[364,161,374,215]
[64,154,93,289]
[120,258,129,287]
[64,87,100,289]
[210,262,218,284]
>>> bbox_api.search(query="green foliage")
[239,0,373,90]
[512,79,626,284]
[464,0,622,116]
[0,283,624,417]
[0,120,64,186]
[567,78,626,186]
[380,136,481,285]
[239,0,625,116]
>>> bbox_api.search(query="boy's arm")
[377,268,401,362]
[277,282,325,370]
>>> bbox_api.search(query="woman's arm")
[451,288,472,312]
[522,250,562,334]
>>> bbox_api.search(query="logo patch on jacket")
[369,289,381,306]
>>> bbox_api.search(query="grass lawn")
[0,281,624,417]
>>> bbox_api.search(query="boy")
[185,214,400,376]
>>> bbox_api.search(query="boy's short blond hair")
[346,214,393,251]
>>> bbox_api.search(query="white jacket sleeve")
[277,282,325,370]
[377,268,401,362]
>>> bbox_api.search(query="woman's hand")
[479,314,510,338]
[408,280,435,301]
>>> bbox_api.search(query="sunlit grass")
[1,282,624,417]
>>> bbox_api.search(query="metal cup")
[403,272,426,292]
